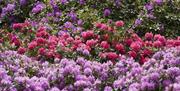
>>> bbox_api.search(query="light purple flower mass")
[1,46,180,90]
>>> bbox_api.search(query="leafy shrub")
[0,0,40,28]
[133,0,180,37]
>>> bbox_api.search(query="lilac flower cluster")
[19,0,27,6]
[32,3,46,14]
[1,4,15,17]
[1,47,180,90]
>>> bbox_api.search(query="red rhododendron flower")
[139,55,148,65]
[115,43,125,53]
[54,53,62,59]
[71,45,78,50]
[36,30,49,38]
[100,41,110,49]
[62,33,70,39]
[28,41,37,50]
[125,39,133,46]
[115,20,124,27]
[36,37,46,44]
[14,39,21,46]
[107,52,118,60]
[17,47,26,54]
[38,48,46,55]
[130,42,141,52]
[142,49,152,56]
[166,39,175,47]
[145,41,153,47]
[154,34,161,40]
[145,32,153,40]
[158,36,166,45]
[13,23,23,29]
[174,40,180,46]
[128,51,137,58]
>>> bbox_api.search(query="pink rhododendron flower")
[100,24,108,30]
[130,42,141,52]
[81,31,94,39]
[86,39,97,47]
[95,23,102,28]
[153,40,162,48]
[115,20,124,27]
[17,47,26,54]
[100,41,110,49]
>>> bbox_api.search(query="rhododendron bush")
[0,20,179,64]
[1,47,180,90]
[0,0,180,90]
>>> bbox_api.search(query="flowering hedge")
[0,1,180,90]
[1,0,179,37]
[0,0,143,30]
[1,47,180,90]
[1,21,180,64]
